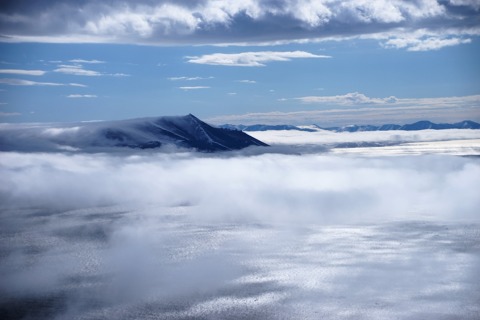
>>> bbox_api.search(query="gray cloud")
[0,0,478,48]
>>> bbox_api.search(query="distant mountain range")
[220,120,480,133]
[0,114,268,152]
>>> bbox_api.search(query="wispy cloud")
[0,78,85,87]
[0,112,21,116]
[69,83,88,87]
[238,80,256,84]
[187,51,330,67]
[54,65,102,76]
[69,59,105,64]
[168,76,214,81]
[0,69,46,76]
[67,94,97,98]
[54,64,129,77]
[178,86,210,90]
[296,92,398,105]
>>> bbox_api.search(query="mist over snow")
[248,128,480,156]
[1,135,480,319]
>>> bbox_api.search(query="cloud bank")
[0,0,478,48]
[209,93,480,126]
[0,145,479,318]
[1,150,480,318]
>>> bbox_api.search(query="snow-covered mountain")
[323,120,480,132]
[223,120,480,132]
[0,114,268,152]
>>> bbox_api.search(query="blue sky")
[0,0,479,126]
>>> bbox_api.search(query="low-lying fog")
[1,130,479,319]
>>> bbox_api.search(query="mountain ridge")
[0,114,268,152]
[220,120,480,132]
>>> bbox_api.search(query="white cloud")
[0,69,46,76]
[0,78,78,86]
[67,94,97,98]
[296,92,398,105]
[178,86,210,90]
[69,83,88,87]
[187,51,331,67]
[168,76,214,81]
[448,0,480,10]
[238,80,256,84]
[54,64,130,77]
[69,59,105,64]
[54,65,102,76]
[384,36,472,51]
[248,128,480,151]
[0,143,479,319]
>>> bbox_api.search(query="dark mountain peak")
[0,114,269,153]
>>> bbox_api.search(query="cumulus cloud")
[187,51,330,67]
[0,0,478,48]
[0,69,46,76]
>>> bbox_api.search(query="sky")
[0,0,479,126]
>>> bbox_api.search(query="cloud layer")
[0,0,478,47]
[209,93,480,126]
[0,150,479,318]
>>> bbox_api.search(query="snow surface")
[0,129,479,319]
